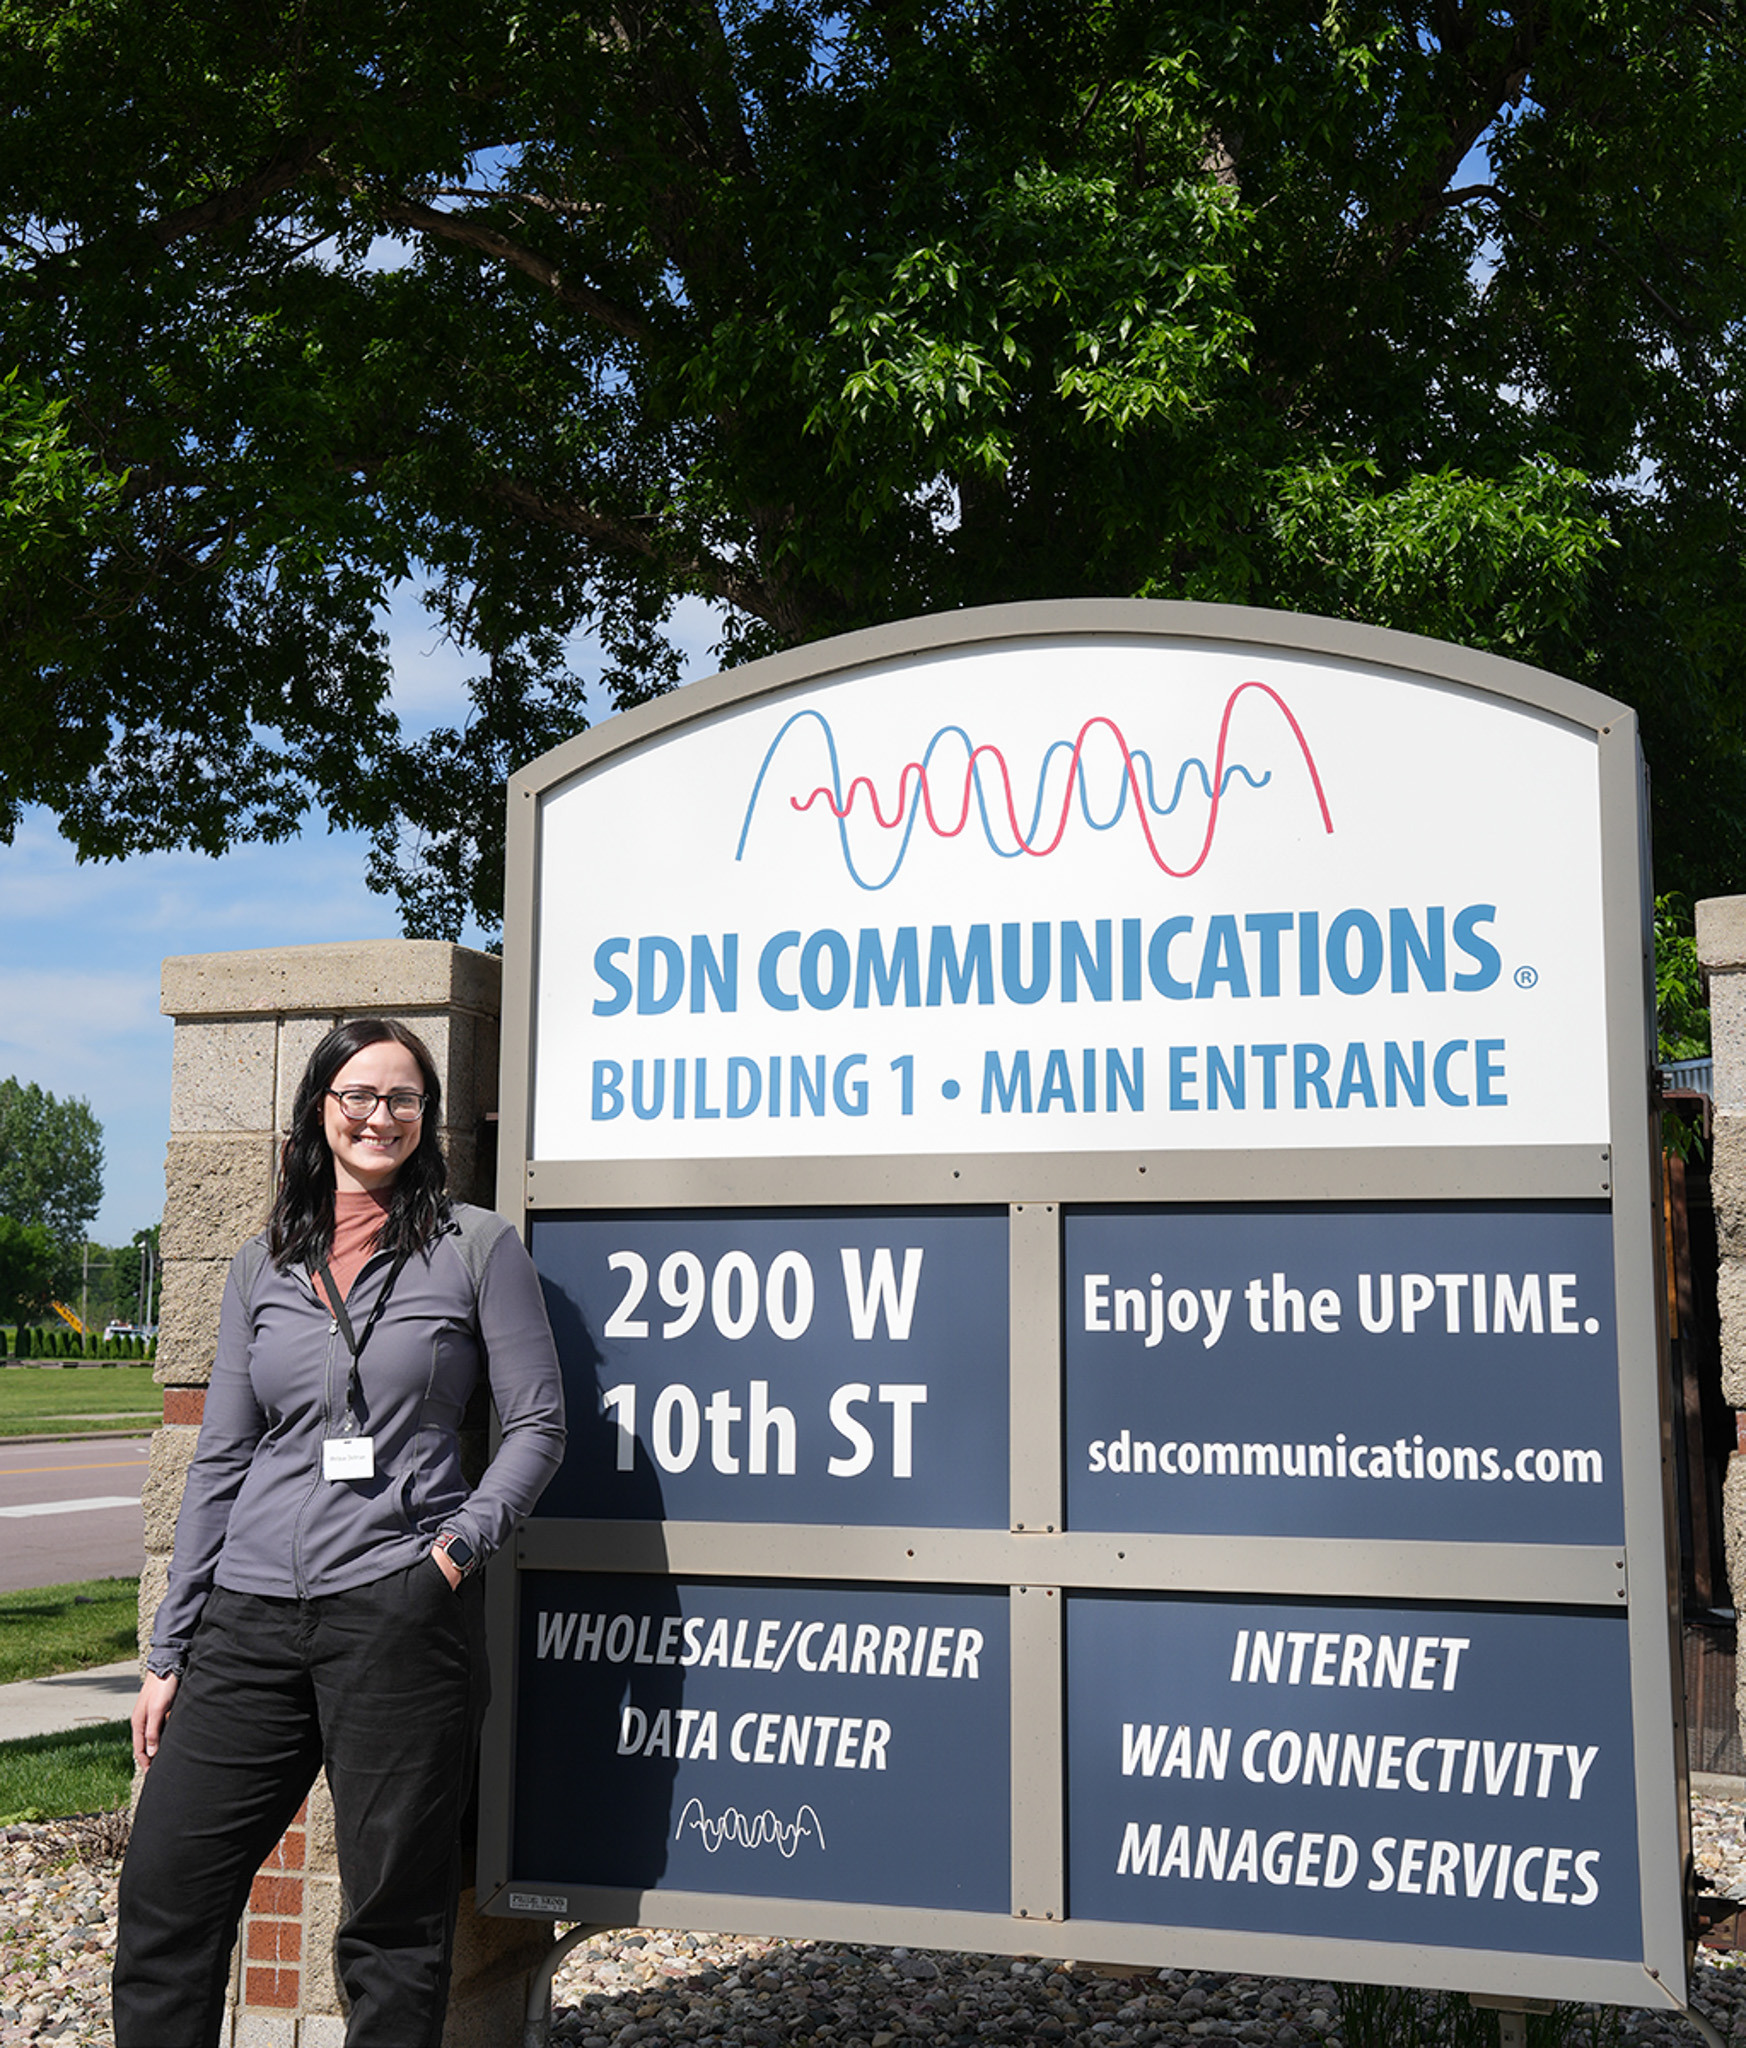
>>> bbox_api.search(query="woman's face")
[322,1040,427,1194]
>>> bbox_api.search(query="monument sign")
[480,600,1685,2013]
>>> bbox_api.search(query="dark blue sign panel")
[530,1209,1008,1527]
[1066,1593,1640,1960]
[513,1572,1011,1910]
[1064,1204,1620,1543]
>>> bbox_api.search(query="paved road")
[0,1436,150,1593]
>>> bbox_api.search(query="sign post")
[480,600,1687,2012]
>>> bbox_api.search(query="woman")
[113,1018,566,2048]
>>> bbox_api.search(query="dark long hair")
[267,1018,449,1272]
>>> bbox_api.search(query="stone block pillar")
[1696,900,1746,1760]
[146,940,550,2047]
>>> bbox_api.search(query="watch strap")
[432,1531,480,1579]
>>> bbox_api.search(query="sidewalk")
[0,1659,138,1742]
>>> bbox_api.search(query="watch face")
[443,1535,477,1569]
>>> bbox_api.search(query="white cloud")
[0,971,162,1057]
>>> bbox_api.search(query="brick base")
[235,1806,317,2019]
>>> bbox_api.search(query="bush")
[1335,1985,1627,2048]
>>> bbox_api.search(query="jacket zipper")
[289,1288,345,1601]
[289,1249,397,1600]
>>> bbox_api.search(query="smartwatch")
[431,1531,480,1581]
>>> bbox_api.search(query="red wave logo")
[737,682,1333,891]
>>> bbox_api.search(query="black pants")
[113,1560,489,2048]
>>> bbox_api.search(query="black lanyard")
[315,1247,413,1430]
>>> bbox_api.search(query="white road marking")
[0,1495,141,1518]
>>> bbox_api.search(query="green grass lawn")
[0,1578,139,1685]
[0,1361,159,1435]
[0,1580,141,1823]
[0,1720,133,1822]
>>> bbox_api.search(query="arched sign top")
[517,600,1628,793]
[511,602,1633,1166]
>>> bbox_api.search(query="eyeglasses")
[327,1088,428,1123]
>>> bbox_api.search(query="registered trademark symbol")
[1515,965,1539,989]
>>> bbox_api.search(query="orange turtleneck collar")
[325,1189,392,1301]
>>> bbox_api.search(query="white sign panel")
[532,635,1607,1161]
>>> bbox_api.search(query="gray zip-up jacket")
[147,1204,565,1676]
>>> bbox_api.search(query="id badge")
[323,1434,376,1482]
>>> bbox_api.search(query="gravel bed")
[5,1803,1746,2047]
[545,1934,1746,2048]
[0,1814,124,2045]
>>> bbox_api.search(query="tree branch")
[417,186,598,223]
[476,469,775,622]
[1265,6,1550,417]
[150,126,343,248]
[502,189,602,223]
[1635,267,1703,339]
[679,0,760,187]
[606,0,763,303]
[363,190,652,342]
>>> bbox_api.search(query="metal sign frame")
[479,600,1687,2013]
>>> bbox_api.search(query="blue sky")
[0,594,723,1245]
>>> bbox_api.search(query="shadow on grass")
[0,1577,138,1685]
[0,1717,133,1823]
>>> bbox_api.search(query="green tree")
[1655,896,1709,1067]
[67,1225,160,1332]
[1655,894,1710,1161]
[0,2,1742,930]
[0,1216,58,1326]
[0,1080,104,1273]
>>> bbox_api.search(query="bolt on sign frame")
[481,599,1688,2012]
